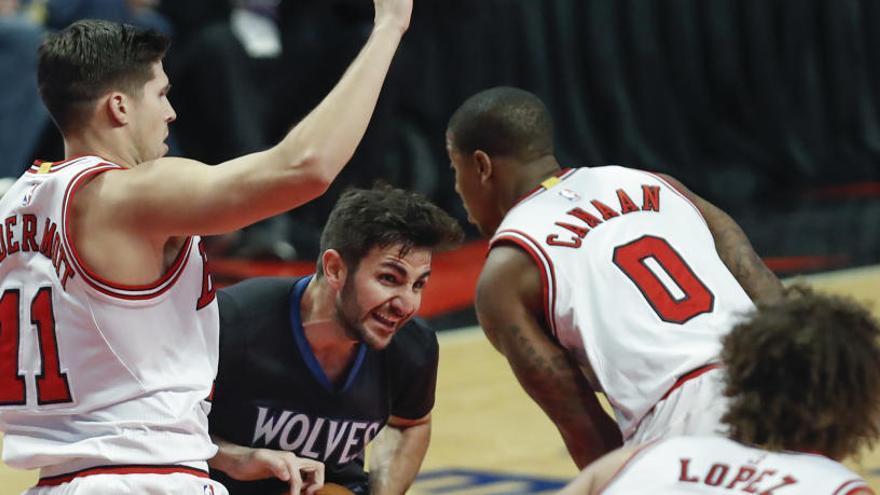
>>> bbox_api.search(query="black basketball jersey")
[209,276,439,494]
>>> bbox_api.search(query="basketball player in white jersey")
[446,87,785,468]
[0,1,413,492]
[559,287,880,494]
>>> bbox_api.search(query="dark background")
[28,0,880,271]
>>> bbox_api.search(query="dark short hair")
[721,285,880,459]
[37,19,170,133]
[447,86,554,160]
[318,185,464,274]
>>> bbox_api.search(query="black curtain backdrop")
[159,0,880,267]
[395,0,880,267]
[395,0,880,203]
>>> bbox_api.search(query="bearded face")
[333,245,432,350]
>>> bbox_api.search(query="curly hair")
[317,184,464,275]
[38,19,170,133]
[721,285,880,459]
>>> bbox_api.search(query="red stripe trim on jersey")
[60,165,193,300]
[625,364,722,441]
[26,156,91,174]
[642,171,709,230]
[659,363,721,402]
[597,440,660,494]
[490,229,558,338]
[36,464,210,487]
[509,168,577,211]
[833,479,874,495]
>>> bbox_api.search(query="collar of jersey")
[289,274,368,394]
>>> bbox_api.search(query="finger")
[312,461,325,489]
[268,456,291,482]
[303,464,325,495]
[287,461,303,495]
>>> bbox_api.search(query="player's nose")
[391,290,420,316]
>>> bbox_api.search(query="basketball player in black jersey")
[207,185,463,495]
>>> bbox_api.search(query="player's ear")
[105,92,129,126]
[473,150,493,184]
[322,249,347,290]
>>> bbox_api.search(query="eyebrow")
[380,261,408,277]
[379,261,432,280]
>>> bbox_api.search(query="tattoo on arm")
[499,324,621,467]
[704,207,784,305]
[656,173,784,305]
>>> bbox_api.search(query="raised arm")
[97,0,413,238]
[368,415,431,495]
[476,246,623,469]
[657,174,785,305]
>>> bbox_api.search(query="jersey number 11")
[0,288,72,406]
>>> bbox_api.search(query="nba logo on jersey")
[21,182,38,207]
[203,485,215,495]
[558,188,580,201]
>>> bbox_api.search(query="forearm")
[208,435,243,476]
[275,25,404,185]
[368,423,431,495]
[512,356,621,468]
[559,400,622,469]
[703,207,784,304]
[161,24,408,235]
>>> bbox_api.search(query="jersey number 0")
[613,235,715,324]
[0,288,72,406]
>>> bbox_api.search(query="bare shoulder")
[652,172,698,199]
[477,244,543,312]
[84,157,203,193]
[559,445,644,495]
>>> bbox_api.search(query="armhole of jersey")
[61,164,194,301]
[642,171,709,230]
[490,229,558,339]
[833,479,874,495]
[597,440,661,494]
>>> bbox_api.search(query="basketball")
[315,483,355,495]
[277,483,354,495]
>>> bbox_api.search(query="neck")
[63,127,138,169]
[499,154,562,213]
[299,276,359,354]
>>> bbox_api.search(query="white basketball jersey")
[490,166,755,438]
[602,436,873,494]
[0,156,220,476]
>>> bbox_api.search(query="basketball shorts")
[23,472,229,495]
[626,367,728,445]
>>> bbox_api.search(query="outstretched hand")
[373,0,413,34]
[230,447,325,495]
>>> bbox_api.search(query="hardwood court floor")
[1,265,878,494]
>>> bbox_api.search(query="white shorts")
[23,470,228,495]
[627,367,729,445]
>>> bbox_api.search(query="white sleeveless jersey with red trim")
[602,436,873,495]
[0,156,219,474]
[489,166,754,438]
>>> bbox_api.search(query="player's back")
[602,436,872,494]
[490,166,755,437]
[0,157,219,478]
